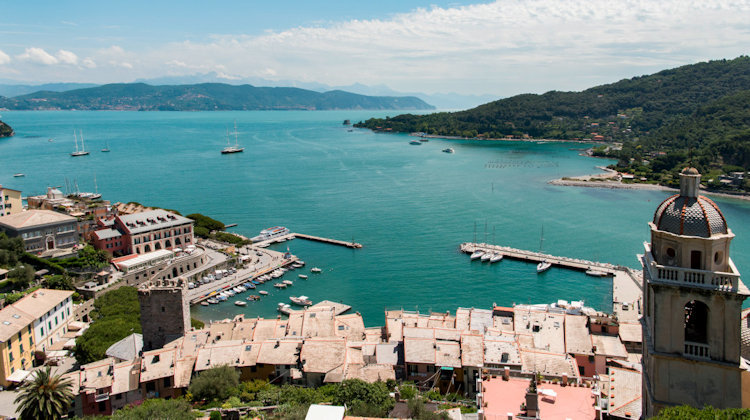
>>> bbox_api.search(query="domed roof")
[682,167,700,175]
[653,194,728,237]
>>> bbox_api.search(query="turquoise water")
[2,111,750,326]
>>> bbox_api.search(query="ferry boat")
[490,253,503,263]
[251,226,291,243]
[290,296,312,306]
[470,250,484,260]
[537,260,552,273]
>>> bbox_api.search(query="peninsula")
[0,120,13,137]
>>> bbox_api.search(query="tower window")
[684,300,709,344]
[690,251,702,270]
[666,247,676,258]
[714,251,723,264]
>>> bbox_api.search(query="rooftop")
[114,249,174,270]
[514,308,566,354]
[0,209,76,230]
[257,339,302,365]
[10,288,74,320]
[482,376,597,420]
[460,333,484,367]
[94,228,122,240]
[140,348,176,382]
[592,334,628,359]
[0,305,35,342]
[565,315,593,355]
[483,333,521,367]
[605,367,642,419]
[118,209,192,234]
[301,337,347,373]
[105,333,143,362]
[111,360,141,395]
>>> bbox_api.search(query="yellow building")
[0,185,22,217]
[0,306,36,387]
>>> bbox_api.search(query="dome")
[682,167,700,175]
[653,194,727,237]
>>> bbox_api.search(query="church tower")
[642,167,749,415]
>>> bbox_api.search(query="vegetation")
[333,379,394,417]
[355,56,750,190]
[110,398,196,420]
[51,245,110,270]
[408,397,450,420]
[74,287,141,364]
[188,365,240,402]
[0,83,434,111]
[14,366,74,420]
[652,405,750,419]
[187,213,249,246]
[190,317,205,329]
[0,119,13,137]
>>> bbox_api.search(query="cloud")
[0,49,10,65]
[82,57,97,68]
[18,47,58,65]
[56,49,78,65]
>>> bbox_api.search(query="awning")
[6,369,31,383]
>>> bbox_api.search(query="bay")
[2,110,750,325]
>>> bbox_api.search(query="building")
[0,289,74,387]
[27,187,114,240]
[0,185,22,217]
[92,209,194,256]
[138,278,191,351]
[0,209,79,255]
[641,167,749,415]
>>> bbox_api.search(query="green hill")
[0,83,434,111]
[0,119,13,138]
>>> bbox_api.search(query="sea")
[2,110,750,326]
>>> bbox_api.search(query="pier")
[460,242,619,275]
[254,232,363,249]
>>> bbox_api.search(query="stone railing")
[684,341,710,360]
[643,247,739,292]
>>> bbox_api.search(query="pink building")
[92,209,193,256]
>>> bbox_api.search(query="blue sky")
[1,0,749,96]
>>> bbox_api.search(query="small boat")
[247,295,260,301]
[207,298,219,304]
[442,148,455,153]
[218,292,228,298]
[247,284,256,289]
[311,267,322,273]
[200,301,209,306]
[481,252,493,262]
[13,173,24,177]
[490,253,504,263]
[274,283,287,289]
[409,140,422,145]
[470,250,484,260]
[101,139,110,152]
[297,261,305,266]
[282,280,293,285]
[585,268,610,277]
[537,260,552,273]
[259,290,269,295]
[277,303,291,312]
[225,289,236,296]
[419,137,429,142]
[216,295,228,301]
[234,300,247,306]
[290,295,312,306]
[298,274,308,279]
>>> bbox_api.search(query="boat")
[277,303,291,312]
[101,139,110,152]
[585,268,610,277]
[297,261,305,266]
[247,295,260,301]
[259,290,269,295]
[221,121,245,154]
[490,253,504,263]
[200,301,209,306]
[311,267,322,273]
[216,295,228,301]
[470,250,484,260]
[409,140,422,145]
[247,283,256,289]
[274,283,287,289]
[251,226,291,243]
[419,137,429,142]
[298,274,308,279]
[481,252,493,262]
[207,298,219,304]
[71,130,89,157]
[282,280,293,285]
[290,295,312,306]
[13,173,24,177]
[442,148,455,153]
[537,260,552,273]
[225,289,236,296]
[234,300,247,306]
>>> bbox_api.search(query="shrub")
[399,384,417,400]
[189,365,239,402]
[111,398,196,419]
[335,379,394,417]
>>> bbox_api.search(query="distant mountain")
[0,83,434,111]
[0,120,13,138]
[0,83,99,98]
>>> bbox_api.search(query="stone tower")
[642,167,749,415]
[138,277,190,351]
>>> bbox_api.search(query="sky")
[0,0,749,96]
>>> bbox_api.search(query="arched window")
[144,244,151,253]
[684,300,709,344]
[165,239,172,249]
[155,242,162,250]
[175,237,182,245]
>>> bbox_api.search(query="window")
[29,337,33,347]
[19,343,23,353]
[685,300,709,344]
[164,377,171,387]
[9,350,14,361]
[98,401,106,412]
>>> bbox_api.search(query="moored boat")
[311,267,322,273]
[251,226,291,243]
[259,290,269,295]
[282,280,293,285]
[537,260,552,273]
[299,274,308,279]
[200,301,209,306]
[470,250,484,260]
[490,253,504,263]
[481,252,493,262]
[585,268,610,277]
[290,295,312,306]
[235,300,247,306]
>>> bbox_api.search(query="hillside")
[356,57,750,140]
[0,83,434,111]
[0,119,13,137]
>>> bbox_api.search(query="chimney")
[503,366,510,381]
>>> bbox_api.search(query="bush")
[111,398,196,419]
[191,317,205,329]
[189,365,239,402]
[424,389,442,401]
[335,379,394,417]
[209,410,221,420]
[399,384,417,400]
[652,405,750,419]
[187,213,225,232]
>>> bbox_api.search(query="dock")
[254,232,363,249]
[460,242,619,275]
[278,300,352,316]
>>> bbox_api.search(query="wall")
[33,296,75,352]
[0,326,36,387]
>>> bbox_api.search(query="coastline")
[412,132,611,145]
[549,177,750,202]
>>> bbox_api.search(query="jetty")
[460,242,619,275]
[254,232,362,249]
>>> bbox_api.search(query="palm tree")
[14,366,74,420]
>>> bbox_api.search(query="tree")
[334,379,394,417]
[652,405,750,419]
[14,366,74,420]
[188,365,239,402]
[74,287,141,364]
[110,398,196,420]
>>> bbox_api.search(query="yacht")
[470,250,484,260]
[409,139,422,145]
[251,226,291,243]
[585,268,610,277]
[481,252,493,262]
[537,260,552,273]
[290,296,312,306]
[221,121,245,154]
[442,148,455,153]
[490,253,504,263]
[71,130,89,157]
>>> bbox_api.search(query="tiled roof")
[0,209,76,229]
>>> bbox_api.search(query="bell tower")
[642,168,749,415]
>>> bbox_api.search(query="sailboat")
[101,139,110,152]
[221,121,244,154]
[71,130,89,156]
[536,225,552,273]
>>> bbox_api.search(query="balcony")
[643,244,739,292]
[94,392,110,402]
[684,341,710,360]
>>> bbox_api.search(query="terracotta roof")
[0,209,76,229]
[9,289,73,320]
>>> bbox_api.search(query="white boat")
[298,274,308,279]
[13,173,24,177]
[251,226,290,243]
[259,290,269,295]
[277,303,291,312]
[235,300,247,306]
[218,292,227,298]
[207,298,219,304]
[409,139,422,145]
[290,295,312,306]
[274,283,287,289]
[282,280,293,285]
[585,269,610,277]
[311,267,322,273]
[101,139,110,152]
[297,260,305,266]
[200,301,209,306]
[470,250,484,260]
[442,148,455,153]
[490,253,503,263]
[225,289,236,296]
[71,129,89,157]
[481,252,493,262]
[537,260,552,273]
[221,121,245,154]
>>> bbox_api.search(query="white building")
[11,289,75,352]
